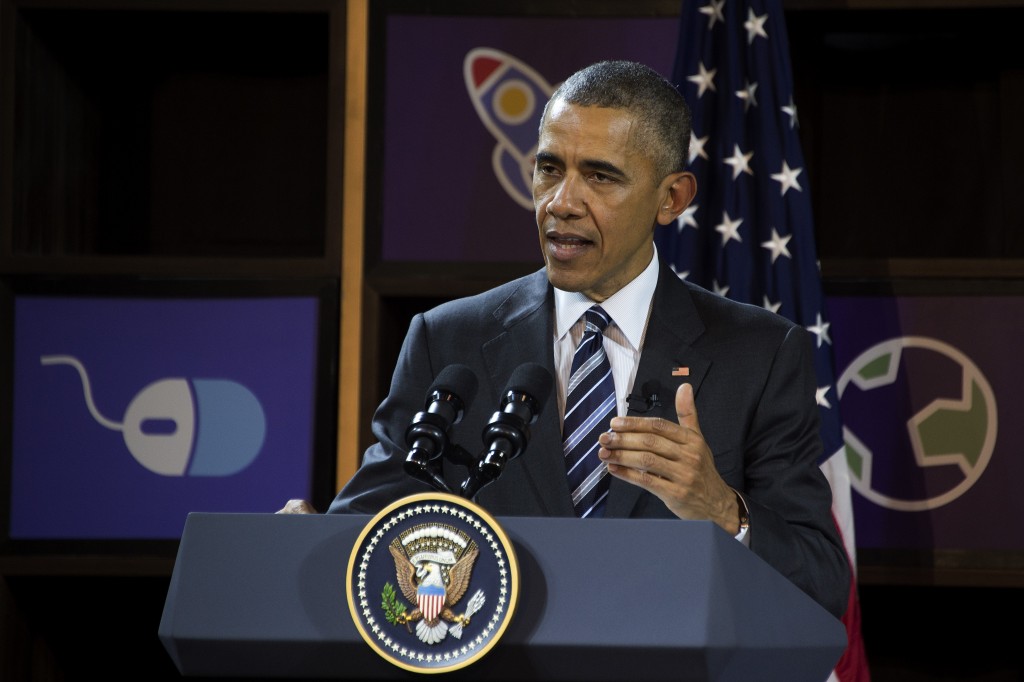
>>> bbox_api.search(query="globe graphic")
[836,336,997,511]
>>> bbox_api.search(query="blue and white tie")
[563,305,616,517]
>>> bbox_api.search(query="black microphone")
[461,363,552,499]
[404,364,478,493]
[627,379,663,414]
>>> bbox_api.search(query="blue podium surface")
[159,512,846,680]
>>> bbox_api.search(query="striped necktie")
[563,305,616,517]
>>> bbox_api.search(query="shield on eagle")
[417,581,446,622]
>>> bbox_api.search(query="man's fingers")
[276,499,318,514]
[675,382,702,434]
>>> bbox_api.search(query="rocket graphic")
[463,48,556,210]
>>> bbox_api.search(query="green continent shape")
[915,380,987,468]
[842,350,895,482]
[844,442,865,481]
[857,351,893,382]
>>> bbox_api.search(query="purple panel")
[10,296,320,540]
[380,15,679,263]
[826,295,1022,552]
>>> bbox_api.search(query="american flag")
[657,1,870,680]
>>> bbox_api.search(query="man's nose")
[546,174,585,219]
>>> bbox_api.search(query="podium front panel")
[160,513,845,680]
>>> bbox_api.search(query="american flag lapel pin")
[672,367,690,376]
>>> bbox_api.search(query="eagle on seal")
[389,542,480,644]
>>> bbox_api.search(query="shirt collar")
[554,249,660,351]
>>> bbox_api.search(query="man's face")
[533,101,670,302]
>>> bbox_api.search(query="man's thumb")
[675,382,702,433]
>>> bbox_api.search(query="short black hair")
[541,60,692,178]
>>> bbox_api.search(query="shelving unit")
[2,0,1023,679]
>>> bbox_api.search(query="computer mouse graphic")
[41,354,266,476]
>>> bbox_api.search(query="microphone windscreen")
[504,362,553,412]
[639,379,662,397]
[429,364,479,405]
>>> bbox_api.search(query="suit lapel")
[480,270,576,517]
[605,266,713,518]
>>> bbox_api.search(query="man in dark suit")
[321,60,850,619]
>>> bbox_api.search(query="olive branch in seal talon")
[381,582,407,625]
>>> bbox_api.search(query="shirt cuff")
[732,488,751,546]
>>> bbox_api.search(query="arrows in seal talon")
[449,589,485,639]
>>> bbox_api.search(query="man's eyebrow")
[534,150,561,165]
[533,152,627,179]
[581,158,626,178]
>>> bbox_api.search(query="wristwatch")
[734,489,750,534]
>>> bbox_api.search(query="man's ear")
[656,171,698,226]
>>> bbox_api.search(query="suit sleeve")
[327,313,438,514]
[741,324,851,620]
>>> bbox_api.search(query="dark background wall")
[2,1,1022,680]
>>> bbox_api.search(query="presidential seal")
[346,492,519,674]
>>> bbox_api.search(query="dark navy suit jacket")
[329,262,850,619]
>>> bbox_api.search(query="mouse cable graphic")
[41,354,123,431]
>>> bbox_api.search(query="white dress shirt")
[553,251,659,421]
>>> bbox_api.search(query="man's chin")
[545,267,591,295]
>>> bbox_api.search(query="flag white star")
[761,227,792,263]
[724,144,754,179]
[735,80,758,112]
[712,280,730,297]
[762,295,782,314]
[806,312,832,348]
[699,0,725,29]
[744,8,769,44]
[687,62,717,98]
[676,204,699,231]
[715,211,743,245]
[816,385,832,409]
[670,263,691,281]
[689,132,709,164]
[782,95,799,129]
[770,161,803,195]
